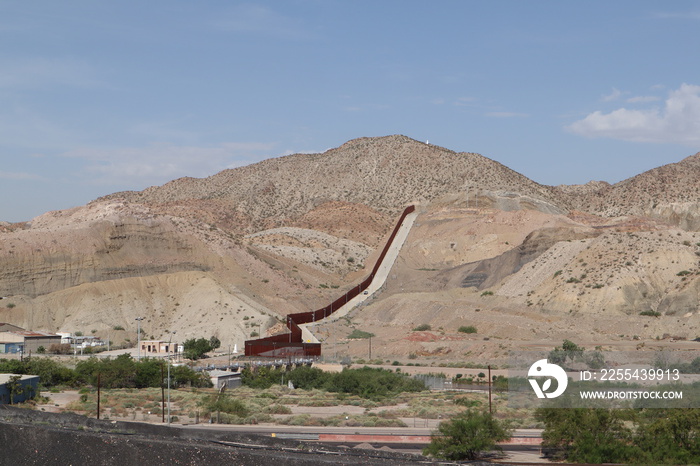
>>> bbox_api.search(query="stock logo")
[528,359,568,399]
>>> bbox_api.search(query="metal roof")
[2,330,60,338]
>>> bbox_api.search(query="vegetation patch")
[347,329,374,339]
[458,325,477,334]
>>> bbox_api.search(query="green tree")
[5,375,23,405]
[25,357,78,387]
[241,365,281,389]
[209,336,221,350]
[325,367,425,400]
[634,409,700,464]
[286,365,328,390]
[133,358,163,388]
[183,338,214,360]
[535,408,638,463]
[171,365,212,388]
[548,339,584,366]
[423,410,511,460]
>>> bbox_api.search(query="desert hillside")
[1,135,699,363]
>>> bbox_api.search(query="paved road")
[180,423,542,440]
[179,424,546,463]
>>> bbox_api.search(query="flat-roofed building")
[207,370,241,389]
[0,328,61,354]
[140,340,178,355]
[0,374,40,404]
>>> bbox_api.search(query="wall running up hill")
[244,206,416,357]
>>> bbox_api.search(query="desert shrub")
[325,367,426,400]
[48,343,72,354]
[201,394,249,418]
[242,366,426,400]
[347,329,374,339]
[639,310,661,317]
[413,324,431,331]
[454,397,481,408]
[458,326,477,334]
[263,404,292,415]
[423,410,511,460]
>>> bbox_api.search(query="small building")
[140,340,178,355]
[0,374,40,405]
[56,332,73,345]
[208,370,242,389]
[73,335,104,348]
[0,328,61,354]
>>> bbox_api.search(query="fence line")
[245,205,416,357]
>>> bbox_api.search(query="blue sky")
[1,1,700,222]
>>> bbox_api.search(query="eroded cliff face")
[648,202,700,232]
[0,200,386,347]
[0,208,210,298]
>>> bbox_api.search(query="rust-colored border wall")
[245,205,415,357]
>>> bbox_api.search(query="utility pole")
[488,365,492,414]
[97,372,101,420]
[368,336,372,360]
[167,331,176,425]
[161,363,165,423]
[135,317,144,361]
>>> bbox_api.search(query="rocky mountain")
[1,135,699,362]
[560,152,700,229]
[100,135,567,233]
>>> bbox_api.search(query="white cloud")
[602,88,622,102]
[61,142,276,186]
[453,97,476,106]
[626,95,660,103]
[567,83,700,145]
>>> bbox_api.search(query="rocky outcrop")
[0,217,209,298]
[434,226,598,291]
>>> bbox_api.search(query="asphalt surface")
[1,405,529,466]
